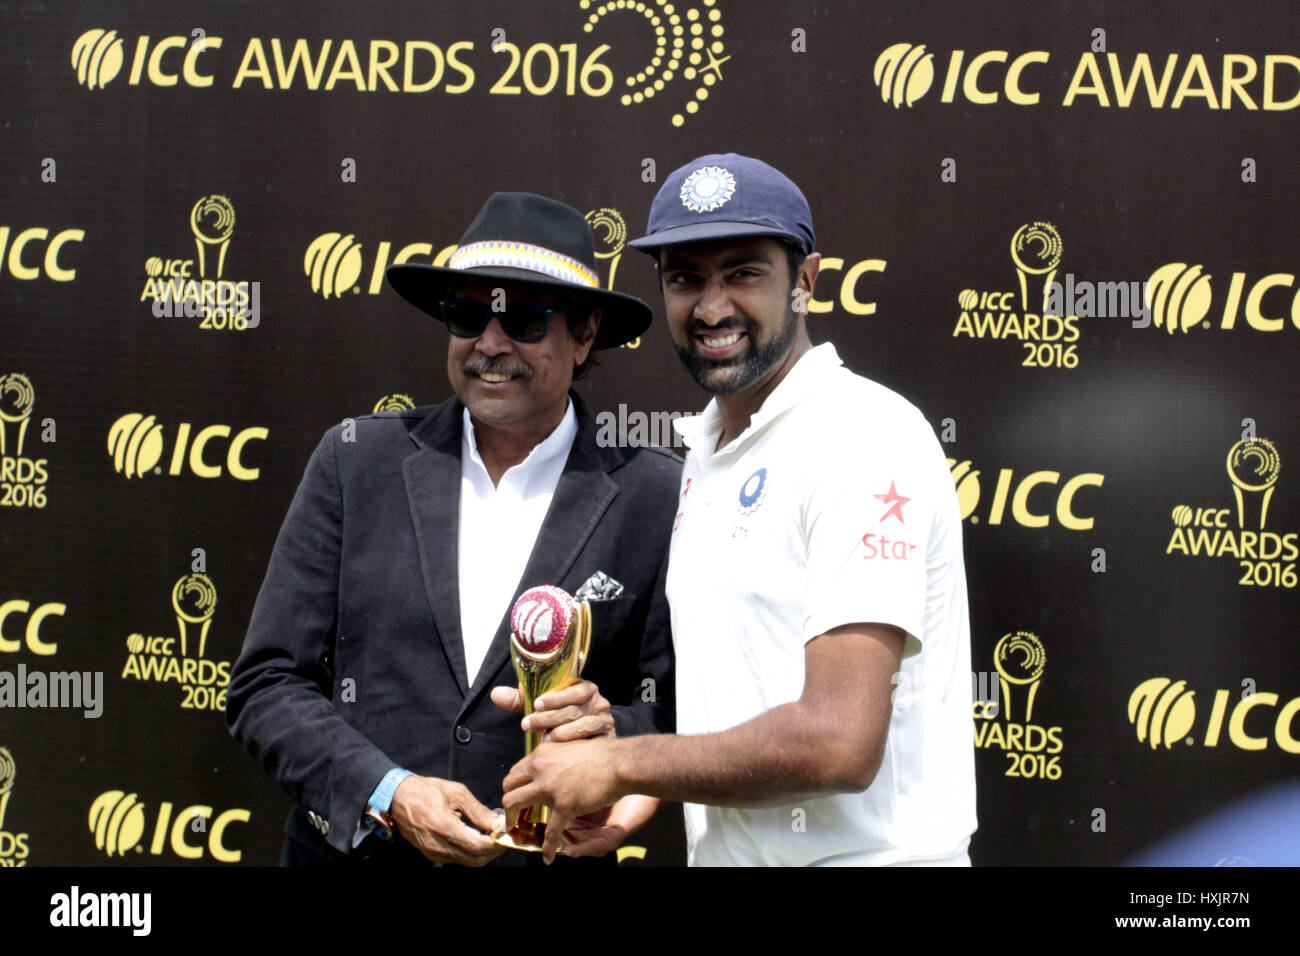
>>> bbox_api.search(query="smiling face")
[445,279,596,433]
[658,237,808,397]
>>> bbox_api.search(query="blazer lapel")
[463,394,623,710]
[404,399,471,697]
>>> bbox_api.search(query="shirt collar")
[461,397,577,485]
[672,343,843,455]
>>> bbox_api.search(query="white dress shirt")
[457,399,577,686]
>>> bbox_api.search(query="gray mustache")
[463,355,534,379]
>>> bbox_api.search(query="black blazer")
[226,393,681,864]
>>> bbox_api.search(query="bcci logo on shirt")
[1165,434,1298,589]
[973,631,1064,781]
[139,195,260,330]
[120,572,232,712]
[952,222,1081,370]
[737,467,767,515]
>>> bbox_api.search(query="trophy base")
[490,821,547,853]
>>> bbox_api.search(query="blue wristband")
[368,768,413,813]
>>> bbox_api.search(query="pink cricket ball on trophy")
[510,585,574,657]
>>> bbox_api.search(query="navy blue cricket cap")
[627,153,815,257]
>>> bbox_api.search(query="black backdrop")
[2,0,1298,867]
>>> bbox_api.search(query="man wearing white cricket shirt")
[503,154,976,865]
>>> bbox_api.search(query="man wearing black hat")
[503,155,977,866]
[227,193,679,866]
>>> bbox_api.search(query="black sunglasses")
[437,299,569,344]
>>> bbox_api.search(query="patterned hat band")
[448,240,599,289]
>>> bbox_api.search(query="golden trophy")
[492,584,592,852]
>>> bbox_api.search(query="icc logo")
[0,747,14,829]
[304,232,440,299]
[1128,677,1300,753]
[993,631,1045,722]
[873,42,1053,109]
[1227,438,1280,529]
[0,747,29,865]
[72,27,223,90]
[72,28,124,89]
[1145,263,1213,333]
[304,233,364,299]
[586,207,628,286]
[0,373,35,456]
[372,394,416,412]
[107,413,268,480]
[1128,678,1197,749]
[874,44,935,108]
[191,195,236,278]
[947,458,1103,530]
[1143,263,1300,334]
[0,372,51,508]
[172,573,217,657]
[0,226,85,282]
[1011,222,1062,313]
[88,789,249,862]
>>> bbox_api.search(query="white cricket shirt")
[458,400,576,686]
[666,343,976,866]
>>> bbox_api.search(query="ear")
[796,253,822,316]
[573,309,601,366]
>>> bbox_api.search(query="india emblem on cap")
[680,165,736,213]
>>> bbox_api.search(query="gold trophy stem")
[493,600,591,852]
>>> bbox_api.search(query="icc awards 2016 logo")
[1165,436,1297,588]
[120,573,231,711]
[138,195,260,330]
[72,7,727,130]
[0,747,31,865]
[952,222,1082,370]
[972,631,1065,781]
[88,788,249,862]
[0,373,53,509]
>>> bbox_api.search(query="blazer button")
[454,725,472,744]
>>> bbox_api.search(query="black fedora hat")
[386,192,651,350]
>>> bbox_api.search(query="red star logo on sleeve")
[874,480,911,524]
